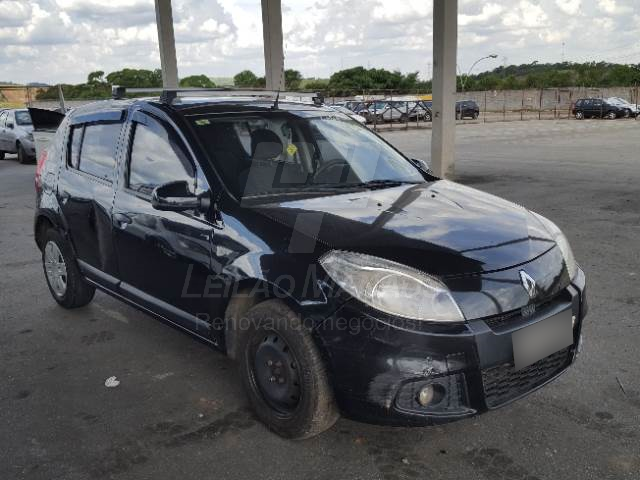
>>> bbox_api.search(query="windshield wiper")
[313,179,422,190]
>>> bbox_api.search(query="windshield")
[15,111,32,125]
[189,110,424,200]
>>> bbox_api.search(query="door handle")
[113,213,132,229]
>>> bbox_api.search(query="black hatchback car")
[455,100,480,120]
[572,98,624,119]
[34,89,587,439]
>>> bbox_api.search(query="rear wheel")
[237,299,339,439]
[0,151,4,160]
[42,229,95,308]
[424,112,432,122]
[473,112,479,120]
[605,111,617,120]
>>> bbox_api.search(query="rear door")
[112,110,218,336]
[57,111,124,280]
[591,99,604,117]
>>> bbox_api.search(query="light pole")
[460,54,498,93]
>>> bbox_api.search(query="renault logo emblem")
[519,270,537,298]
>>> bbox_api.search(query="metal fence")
[330,85,640,131]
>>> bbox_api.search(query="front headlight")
[532,212,578,280]
[320,251,464,322]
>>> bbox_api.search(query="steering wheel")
[313,158,351,183]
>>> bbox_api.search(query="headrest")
[251,129,283,160]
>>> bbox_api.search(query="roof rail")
[111,85,324,106]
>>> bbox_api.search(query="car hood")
[253,180,556,277]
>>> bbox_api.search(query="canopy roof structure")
[153,0,458,178]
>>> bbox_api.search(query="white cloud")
[555,0,582,14]
[503,1,549,28]
[1,0,639,85]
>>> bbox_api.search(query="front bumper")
[314,268,587,427]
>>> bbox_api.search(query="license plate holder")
[512,309,573,371]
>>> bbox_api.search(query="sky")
[1,0,639,85]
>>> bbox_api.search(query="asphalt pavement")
[1,119,639,480]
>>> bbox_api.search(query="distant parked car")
[572,98,624,120]
[605,97,639,118]
[0,108,36,163]
[455,100,480,120]
[328,105,367,125]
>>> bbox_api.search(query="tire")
[0,151,4,160]
[623,109,631,118]
[456,112,462,120]
[575,111,584,120]
[605,111,616,120]
[17,143,29,164]
[424,112,432,122]
[473,112,479,120]
[42,228,95,308]
[237,299,339,439]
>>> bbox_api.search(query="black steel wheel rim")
[250,331,301,415]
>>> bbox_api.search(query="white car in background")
[605,97,639,118]
[328,105,367,125]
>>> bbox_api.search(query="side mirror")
[7,122,14,129]
[410,158,433,175]
[151,180,210,212]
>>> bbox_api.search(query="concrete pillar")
[154,0,179,89]
[431,0,458,179]
[261,0,285,90]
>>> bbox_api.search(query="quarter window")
[128,118,194,195]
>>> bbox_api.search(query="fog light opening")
[416,383,446,407]
[417,385,434,406]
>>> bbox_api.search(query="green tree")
[87,70,105,84]
[179,75,216,88]
[284,69,302,90]
[105,68,162,88]
[234,70,259,87]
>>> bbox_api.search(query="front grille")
[484,292,569,331]
[481,347,572,408]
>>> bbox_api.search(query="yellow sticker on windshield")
[195,119,210,126]
[286,144,298,156]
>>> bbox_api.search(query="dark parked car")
[34,90,587,439]
[572,98,624,119]
[0,108,36,163]
[456,100,479,120]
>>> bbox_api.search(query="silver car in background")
[605,97,639,118]
[0,109,36,163]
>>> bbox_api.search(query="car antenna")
[271,89,280,110]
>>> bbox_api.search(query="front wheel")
[0,151,4,160]
[42,229,95,308]
[17,143,30,164]
[623,109,631,118]
[237,299,339,439]
[473,112,479,120]
[575,111,584,120]
[424,112,432,122]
